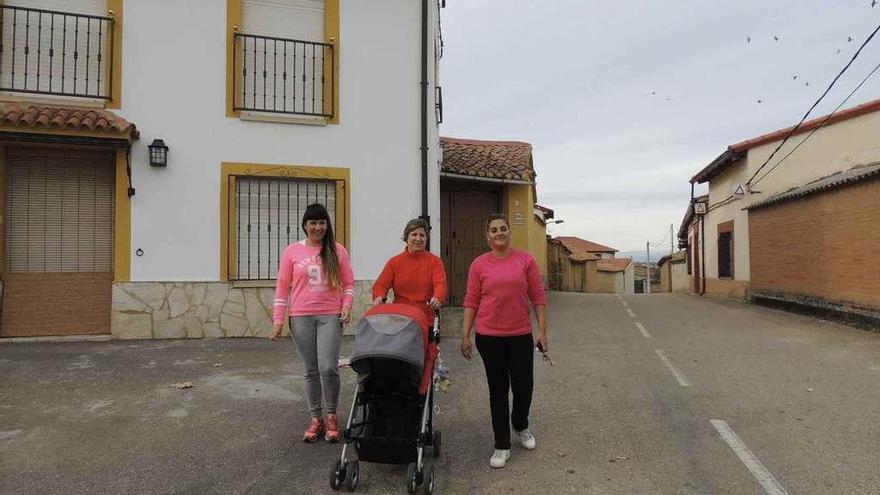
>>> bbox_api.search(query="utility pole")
[670,223,674,255]
[646,241,651,294]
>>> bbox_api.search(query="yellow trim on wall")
[325,0,340,125]
[0,147,6,275]
[106,0,124,109]
[225,0,340,123]
[113,148,130,281]
[219,162,350,281]
[225,0,243,118]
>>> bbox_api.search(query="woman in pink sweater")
[269,203,355,443]
[460,214,548,469]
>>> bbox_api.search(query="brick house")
[686,98,880,322]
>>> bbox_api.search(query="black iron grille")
[233,33,334,118]
[228,175,341,281]
[0,5,114,99]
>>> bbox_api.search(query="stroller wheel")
[422,464,435,494]
[329,459,346,491]
[406,462,420,494]
[432,429,442,458]
[344,460,359,492]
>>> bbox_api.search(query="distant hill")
[618,249,673,264]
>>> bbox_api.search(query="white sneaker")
[515,429,536,450]
[489,449,511,468]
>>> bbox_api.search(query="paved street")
[2,292,879,494]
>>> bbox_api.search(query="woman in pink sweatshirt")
[460,213,548,469]
[269,203,355,443]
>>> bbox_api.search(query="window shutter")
[242,0,324,41]
[5,147,115,273]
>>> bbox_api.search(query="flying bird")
[848,36,853,42]
[805,81,810,86]
[793,75,798,80]
[836,48,842,54]
[774,36,779,41]
[757,99,763,104]
[747,36,751,43]
[873,0,878,7]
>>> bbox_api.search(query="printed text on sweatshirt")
[273,241,355,324]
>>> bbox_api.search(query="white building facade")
[0,0,445,339]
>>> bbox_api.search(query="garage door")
[3,147,115,337]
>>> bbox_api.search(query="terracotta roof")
[691,98,880,184]
[440,136,535,182]
[0,103,137,137]
[658,250,686,266]
[569,252,599,262]
[554,236,617,254]
[746,161,880,210]
[597,258,632,272]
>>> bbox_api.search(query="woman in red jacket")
[372,218,447,321]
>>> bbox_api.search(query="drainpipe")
[700,214,706,295]
[419,0,430,249]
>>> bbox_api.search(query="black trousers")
[475,333,534,450]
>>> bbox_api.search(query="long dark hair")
[301,203,342,290]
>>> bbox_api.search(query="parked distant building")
[548,237,633,294]
[684,98,880,322]
[657,251,688,293]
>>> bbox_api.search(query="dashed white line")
[626,308,635,318]
[634,321,652,338]
[654,349,691,387]
[621,300,629,307]
[710,419,790,495]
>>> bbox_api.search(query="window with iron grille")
[0,1,114,100]
[229,175,339,281]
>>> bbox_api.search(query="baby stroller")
[330,303,441,494]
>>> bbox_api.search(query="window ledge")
[0,93,106,108]
[239,111,328,126]
[232,280,276,288]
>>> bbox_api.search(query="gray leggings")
[290,315,343,417]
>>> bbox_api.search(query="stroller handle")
[431,309,441,344]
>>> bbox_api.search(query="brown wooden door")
[440,184,500,306]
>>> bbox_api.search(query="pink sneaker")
[324,413,340,443]
[303,417,323,443]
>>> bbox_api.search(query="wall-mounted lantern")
[148,139,169,167]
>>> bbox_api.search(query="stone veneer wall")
[111,280,375,339]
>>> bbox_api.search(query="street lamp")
[148,139,169,167]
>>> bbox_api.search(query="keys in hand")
[535,344,555,366]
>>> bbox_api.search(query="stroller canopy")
[350,303,430,381]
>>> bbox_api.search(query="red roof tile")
[0,103,137,137]
[440,136,535,182]
[597,258,632,272]
[554,236,617,254]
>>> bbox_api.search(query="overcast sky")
[439,0,880,254]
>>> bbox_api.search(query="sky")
[439,0,880,255]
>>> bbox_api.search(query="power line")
[752,58,880,187]
[744,22,880,187]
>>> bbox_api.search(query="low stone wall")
[111,280,375,340]
[705,278,749,301]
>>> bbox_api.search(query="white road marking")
[634,321,652,338]
[654,349,691,387]
[622,300,629,307]
[710,419,790,495]
[626,308,636,318]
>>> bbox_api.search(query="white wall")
[704,110,880,281]
[119,0,441,281]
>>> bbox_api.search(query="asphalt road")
[1,292,878,494]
